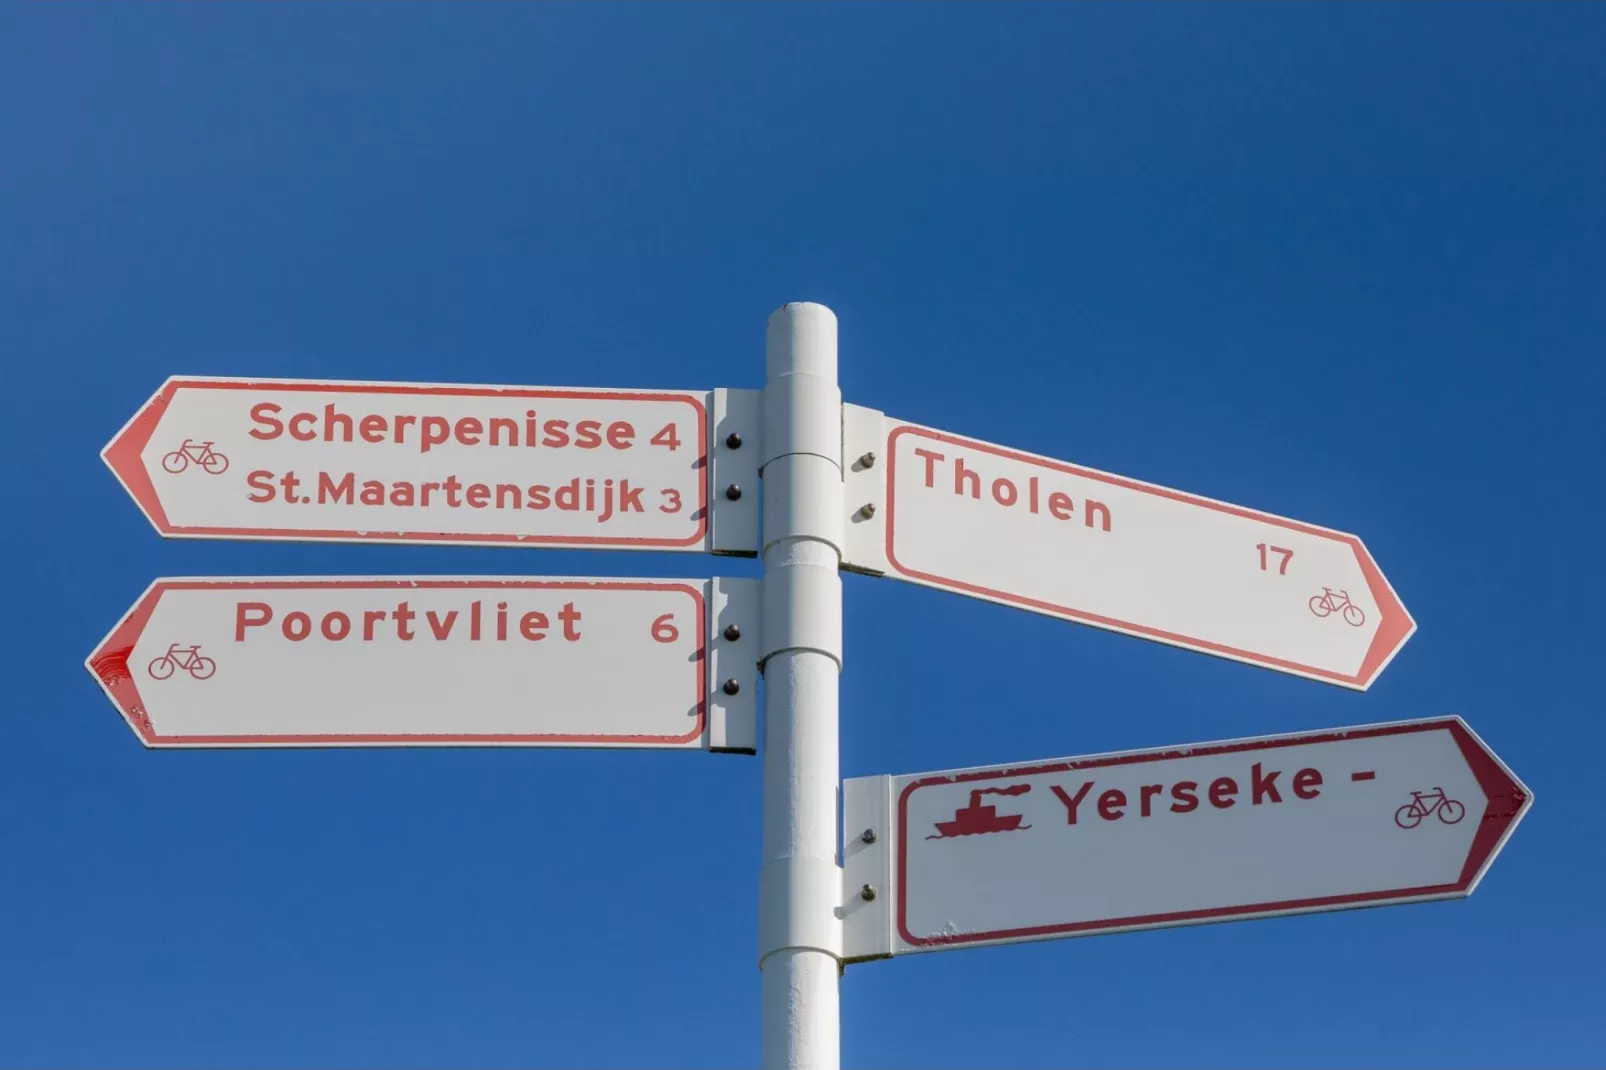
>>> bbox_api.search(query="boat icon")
[928,783,1033,839]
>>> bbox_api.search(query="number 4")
[1257,543,1294,575]
[651,423,681,450]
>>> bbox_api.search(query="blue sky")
[3,4,1603,1067]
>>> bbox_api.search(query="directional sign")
[840,718,1529,960]
[85,577,759,751]
[841,407,1414,688]
[103,377,761,553]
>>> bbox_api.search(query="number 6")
[651,613,679,643]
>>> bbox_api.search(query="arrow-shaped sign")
[842,409,1414,688]
[102,377,761,553]
[86,576,758,751]
[841,718,1530,961]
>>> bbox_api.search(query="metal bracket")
[710,388,762,556]
[759,855,845,964]
[706,576,759,754]
[840,403,888,575]
[840,774,894,963]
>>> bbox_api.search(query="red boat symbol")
[928,784,1033,839]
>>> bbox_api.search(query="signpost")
[841,413,1414,689]
[83,305,1526,1070]
[86,576,758,751]
[841,718,1529,961]
[103,377,762,554]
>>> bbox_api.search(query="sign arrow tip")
[102,380,176,535]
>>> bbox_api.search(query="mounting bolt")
[722,624,741,642]
[857,503,876,519]
[859,451,877,468]
[722,678,741,696]
[860,829,877,845]
[725,484,742,501]
[859,884,877,902]
[725,432,742,450]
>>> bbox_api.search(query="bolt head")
[725,483,742,501]
[725,432,742,450]
[858,502,876,519]
[859,884,877,902]
[721,678,741,696]
[859,451,877,468]
[860,829,877,844]
[722,624,741,642]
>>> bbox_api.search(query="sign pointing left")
[103,377,761,553]
[86,577,759,751]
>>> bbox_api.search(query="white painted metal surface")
[842,718,1530,961]
[86,576,759,750]
[711,387,764,554]
[841,408,1414,689]
[103,377,759,553]
[758,304,843,1070]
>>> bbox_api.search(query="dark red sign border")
[86,579,707,747]
[104,379,710,549]
[895,719,1528,948]
[883,425,1414,689]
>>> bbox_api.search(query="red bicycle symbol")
[147,644,216,681]
[1394,787,1465,829]
[1309,587,1366,627]
[161,439,229,475]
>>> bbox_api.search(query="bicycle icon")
[147,644,217,681]
[161,439,230,475]
[1394,787,1466,829]
[1309,587,1366,627]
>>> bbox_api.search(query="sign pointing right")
[842,411,1415,689]
[841,718,1530,962]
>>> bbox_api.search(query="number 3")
[659,489,682,513]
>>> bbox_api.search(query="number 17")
[1257,543,1293,575]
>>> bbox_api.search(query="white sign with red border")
[86,577,759,751]
[841,407,1414,689]
[841,718,1530,961]
[103,377,761,553]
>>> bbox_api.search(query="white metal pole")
[758,303,844,1070]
